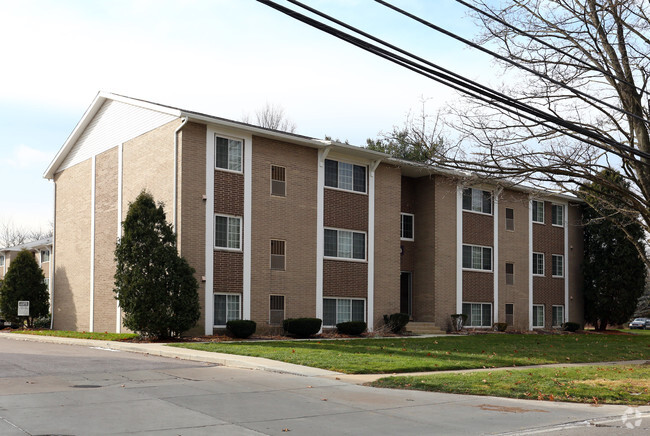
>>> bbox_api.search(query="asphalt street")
[1,335,649,435]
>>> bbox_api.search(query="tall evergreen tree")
[0,249,49,327]
[581,171,646,331]
[114,191,199,338]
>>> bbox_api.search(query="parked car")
[629,318,649,329]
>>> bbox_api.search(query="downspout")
[173,117,189,236]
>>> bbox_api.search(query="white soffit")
[56,99,178,174]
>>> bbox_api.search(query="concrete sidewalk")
[2,331,648,385]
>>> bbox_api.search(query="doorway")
[400,272,412,318]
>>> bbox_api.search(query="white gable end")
[57,99,178,173]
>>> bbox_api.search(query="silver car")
[629,318,649,329]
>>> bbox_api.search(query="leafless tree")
[431,0,650,265]
[242,102,297,133]
[0,219,52,249]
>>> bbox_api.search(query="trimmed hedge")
[383,313,410,333]
[562,322,581,332]
[226,320,256,338]
[283,318,322,337]
[336,321,367,336]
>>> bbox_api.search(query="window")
[462,302,492,327]
[214,215,241,250]
[215,136,242,172]
[271,240,285,270]
[323,298,365,326]
[505,303,514,326]
[552,305,564,327]
[462,245,492,271]
[0,255,4,267]
[505,262,514,285]
[269,295,285,324]
[271,165,286,197]
[324,159,366,193]
[214,293,240,326]
[40,250,50,264]
[400,213,414,240]
[324,228,365,260]
[552,254,564,277]
[532,252,545,276]
[532,200,544,223]
[552,204,564,227]
[462,188,492,214]
[505,208,514,231]
[532,304,545,328]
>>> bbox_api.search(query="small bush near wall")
[493,322,508,332]
[226,320,256,338]
[383,313,410,333]
[283,318,322,337]
[563,322,581,332]
[336,321,367,336]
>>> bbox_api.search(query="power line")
[255,0,650,161]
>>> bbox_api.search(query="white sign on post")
[18,301,29,317]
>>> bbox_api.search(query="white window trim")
[532,304,545,328]
[532,200,545,224]
[323,297,366,327]
[462,302,493,328]
[214,134,244,174]
[214,214,243,252]
[324,227,367,262]
[552,305,565,327]
[552,254,564,278]
[551,203,565,228]
[213,293,241,327]
[462,188,493,216]
[532,252,545,276]
[400,213,415,241]
[324,158,368,195]
[462,244,493,272]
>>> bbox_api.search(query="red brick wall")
[324,189,368,231]
[323,260,368,298]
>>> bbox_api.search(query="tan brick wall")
[178,122,207,334]
[324,189,368,231]
[323,260,368,298]
[250,136,318,327]
[52,159,92,331]
[372,163,401,327]
[93,147,119,332]
[498,189,531,330]
[412,176,437,323]
[567,203,584,325]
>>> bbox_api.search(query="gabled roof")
[44,92,388,179]
[0,237,53,253]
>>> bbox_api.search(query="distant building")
[43,92,583,334]
[0,237,53,299]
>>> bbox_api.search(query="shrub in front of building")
[283,317,322,337]
[383,313,410,333]
[336,321,367,335]
[226,320,256,338]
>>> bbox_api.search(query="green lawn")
[172,333,650,374]
[12,330,138,341]
[371,365,650,405]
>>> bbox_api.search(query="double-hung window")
[552,305,564,327]
[213,293,240,326]
[505,262,514,285]
[0,255,4,267]
[324,228,365,260]
[271,240,286,270]
[323,298,365,326]
[462,245,492,271]
[271,165,286,197]
[532,252,545,276]
[400,213,414,240]
[532,304,545,328]
[462,302,492,327]
[214,215,241,250]
[532,200,544,223]
[462,188,492,214]
[552,204,564,227]
[324,159,366,193]
[552,254,564,277]
[40,250,50,264]
[505,208,514,231]
[215,136,242,172]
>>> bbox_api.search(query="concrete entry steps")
[406,322,446,335]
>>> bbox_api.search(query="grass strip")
[172,334,650,374]
[11,330,138,341]
[370,365,650,405]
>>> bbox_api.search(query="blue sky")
[0,0,496,232]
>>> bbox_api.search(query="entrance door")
[400,272,412,317]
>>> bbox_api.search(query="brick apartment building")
[44,92,583,334]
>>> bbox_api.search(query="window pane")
[482,190,492,214]
[552,205,563,226]
[215,137,229,169]
[471,304,481,326]
[324,229,337,257]
[323,299,336,326]
[338,231,352,258]
[462,245,472,269]
[228,217,240,249]
[462,303,471,323]
[226,294,240,321]
[471,190,482,212]
[471,246,482,269]
[482,247,492,270]
[482,304,492,326]
[338,162,353,191]
[462,189,472,211]
[352,300,365,321]
[337,299,351,323]
[353,165,366,192]
[214,295,226,325]
[215,216,227,247]
[228,139,242,171]
[325,159,338,188]
[401,214,413,239]
[353,232,365,259]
